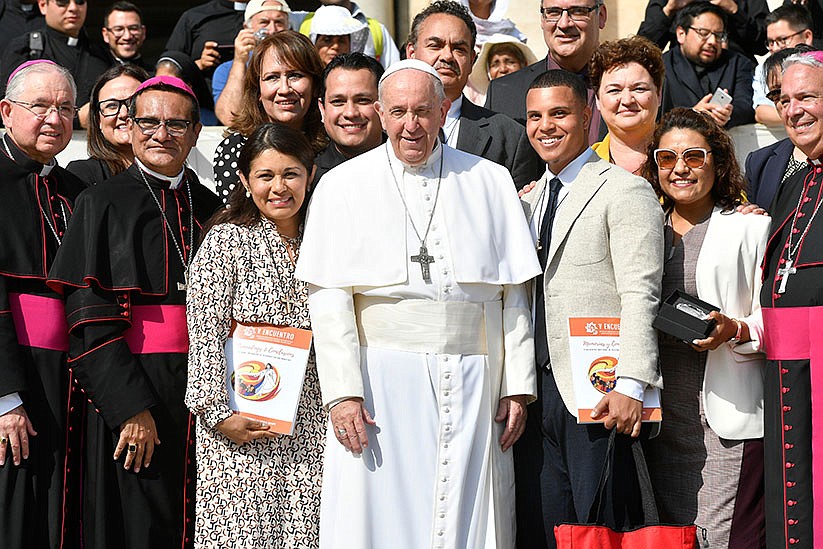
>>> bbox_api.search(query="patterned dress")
[212,132,247,204]
[186,219,324,549]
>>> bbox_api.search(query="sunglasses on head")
[653,148,711,171]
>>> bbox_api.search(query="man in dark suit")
[660,1,755,129]
[744,43,814,210]
[484,0,606,145]
[407,0,543,188]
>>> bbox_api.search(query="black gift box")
[653,290,720,342]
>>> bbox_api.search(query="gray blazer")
[521,154,665,416]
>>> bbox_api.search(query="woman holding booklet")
[640,108,769,549]
[186,123,323,548]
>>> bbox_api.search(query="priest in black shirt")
[48,75,221,549]
[165,0,246,77]
[0,0,110,127]
[0,59,86,549]
[0,0,44,52]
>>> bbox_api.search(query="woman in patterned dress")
[213,30,327,204]
[186,123,323,548]
[640,108,769,549]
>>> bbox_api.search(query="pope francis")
[296,59,541,549]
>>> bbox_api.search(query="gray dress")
[644,215,744,549]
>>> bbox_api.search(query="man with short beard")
[660,1,755,128]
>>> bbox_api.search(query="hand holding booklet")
[567,317,661,423]
[224,321,312,435]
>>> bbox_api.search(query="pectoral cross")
[177,272,189,292]
[777,259,796,294]
[411,245,435,283]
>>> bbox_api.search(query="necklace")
[3,137,66,245]
[138,167,194,292]
[778,168,823,294]
[261,218,303,315]
[385,144,444,283]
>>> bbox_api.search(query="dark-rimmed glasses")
[9,100,77,120]
[540,4,601,23]
[765,29,807,50]
[97,98,131,117]
[132,117,192,137]
[653,148,712,170]
[688,27,728,43]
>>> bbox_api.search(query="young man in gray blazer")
[516,69,664,549]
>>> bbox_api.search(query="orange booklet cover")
[568,317,662,424]
[224,321,312,435]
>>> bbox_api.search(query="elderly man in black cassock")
[759,50,823,549]
[48,75,221,549]
[0,59,86,549]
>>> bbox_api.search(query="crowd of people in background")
[0,0,822,548]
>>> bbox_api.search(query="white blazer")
[692,206,770,440]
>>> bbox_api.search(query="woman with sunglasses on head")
[66,64,149,186]
[213,30,327,204]
[640,107,768,549]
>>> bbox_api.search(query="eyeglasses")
[53,0,86,6]
[105,25,144,37]
[132,117,192,137]
[766,88,781,103]
[688,26,728,43]
[98,98,131,117]
[539,4,601,23]
[765,29,807,50]
[654,148,712,170]
[9,100,77,120]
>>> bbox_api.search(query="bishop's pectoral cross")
[777,259,797,294]
[411,245,435,283]
[177,272,189,292]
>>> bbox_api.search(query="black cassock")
[48,164,220,549]
[0,136,87,549]
[760,162,823,549]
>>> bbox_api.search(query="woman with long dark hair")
[187,123,323,548]
[66,64,149,185]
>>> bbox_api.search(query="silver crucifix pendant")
[777,259,796,294]
[177,271,189,292]
[411,245,436,283]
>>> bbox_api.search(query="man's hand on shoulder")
[0,404,37,466]
[590,391,643,438]
[518,181,537,198]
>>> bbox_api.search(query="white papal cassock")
[295,142,541,549]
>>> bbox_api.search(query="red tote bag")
[554,431,697,549]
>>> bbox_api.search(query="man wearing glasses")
[484,0,607,144]
[101,1,151,72]
[0,59,87,549]
[660,1,755,128]
[638,0,768,60]
[0,0,110,128]
[753,4,814,128]
[48,75,221,549]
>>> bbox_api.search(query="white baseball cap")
[245,0,291,23]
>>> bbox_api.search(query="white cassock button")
[424,195,431,201]
[434,239,441,245]
[422,181,428,187]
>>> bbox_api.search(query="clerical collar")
[1,134,56,176]
[67,36,78,47]
[387,139,443,174]
[809,157,823,166]
[21,3,33,12]
[546,147,595,187]
[233,2,248,10]
[135,158,184,189]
